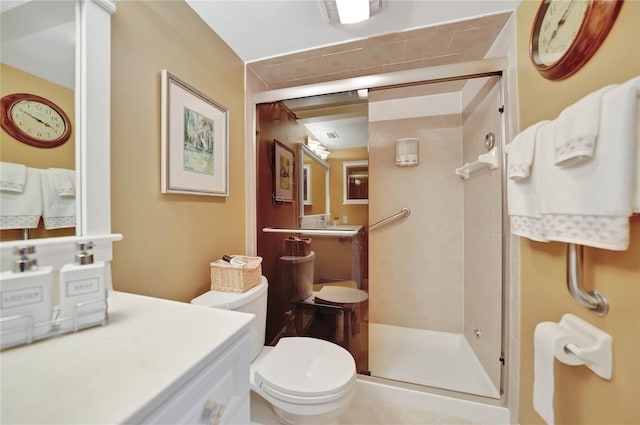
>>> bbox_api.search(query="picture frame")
[161,70,229,196]
[303,164,312,205]
[343,160,369,205]
[273,139,295,202]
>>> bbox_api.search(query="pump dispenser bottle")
[0,246,53,349]
[59,241,107,331]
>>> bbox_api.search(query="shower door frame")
[246,57,515,408]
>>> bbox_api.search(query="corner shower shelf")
[455,148,499,180]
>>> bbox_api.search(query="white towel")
[48,168,75,197]
[540,77,639,250]
[553,85,613,167]
[0,167,42,229]
[40,169,76,230]
[508,121,548,180]
[0,161,27,193]
[507,121,554,242]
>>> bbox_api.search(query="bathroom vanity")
[0,291,253,424]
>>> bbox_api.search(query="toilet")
[279,251,315,302]
[191,276,357,425]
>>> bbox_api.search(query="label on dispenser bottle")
[66,277,100,297]
[1,285,44,308]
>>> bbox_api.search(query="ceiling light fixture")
[336,0,369,24]
[320,0,384,25]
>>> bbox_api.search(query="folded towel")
[0,161,27,193]
[508,121,548,180]
[540,77,639,250]
[0,167,42,229]
[40,169,76,230]
[507,121,554,242]
[48,168,75,197]
[553,85,613,167]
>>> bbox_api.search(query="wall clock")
[0,93,72,148]
[530,0,623,81]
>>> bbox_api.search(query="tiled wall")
[461,77,503,391]
[368,86,464,332]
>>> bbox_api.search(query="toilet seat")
[253,337,356,405]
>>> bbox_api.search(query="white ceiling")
[187,0,519,152]
[186,0,520,63]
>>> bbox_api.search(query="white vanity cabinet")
[0,291,254,424]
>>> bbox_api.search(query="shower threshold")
[369,322,500,399]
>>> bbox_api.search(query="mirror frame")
[299,143,330,224]
[0,0,121,277]
[343,160,368,205]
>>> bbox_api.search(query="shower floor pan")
[369,323,500,398]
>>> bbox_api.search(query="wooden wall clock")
[530,0,624,81]
[0,93,72,148]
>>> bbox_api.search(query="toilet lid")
[254,337,355,401]
[314,286,368,304]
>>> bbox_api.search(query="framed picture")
[303,164,312,205]
[161,70,229,196]
[273,139,295,202]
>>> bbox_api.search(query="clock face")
[0,93,72,148]
[537,0,589,66]
[10,99,68,142]
[529,0,624,81]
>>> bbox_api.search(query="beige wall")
[110,0,246,302]
[368,88,464,332]
[0,63,76,241]
[516,1,640,424]
[461,77,503,393]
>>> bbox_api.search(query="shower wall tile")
[369,89,464,333]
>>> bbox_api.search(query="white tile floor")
[250,379,509,425]
[369,323,500,399]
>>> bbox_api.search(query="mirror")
[284,91,369,227]
[343,160,368,204]
[0,0,77,241]
[299,143,329,225]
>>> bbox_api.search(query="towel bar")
[566,243,608,316]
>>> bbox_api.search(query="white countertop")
[262,225,363,237]
[0,291,254,424]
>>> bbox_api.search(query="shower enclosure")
[367,75,505,399]
[250,59,510,402]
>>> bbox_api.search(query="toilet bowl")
[191,277,356,425]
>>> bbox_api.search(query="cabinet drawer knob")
[200,400,225,425]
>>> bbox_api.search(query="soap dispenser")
[0,246,54,349]
[59,241,107,331]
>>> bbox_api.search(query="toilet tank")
[191,276,268,362]
[279,251,315,302]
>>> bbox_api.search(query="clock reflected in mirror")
[530,0,624,81]
[0,93,72,148]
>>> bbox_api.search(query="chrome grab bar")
[566,243,608,316]
[363,208,411,233]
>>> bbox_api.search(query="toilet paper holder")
[557,314,612,380]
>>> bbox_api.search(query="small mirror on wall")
[303,164,312,205]
[343,160,368,204]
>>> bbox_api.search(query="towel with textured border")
[40,169,76,229]
[540,77,639,250]
[508,121,548,180]
[0,161,27,193]
[48,168,75,197]
[0,167,42,229]
[553,85,614,167]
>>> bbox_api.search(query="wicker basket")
[210,256,262,293]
